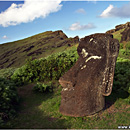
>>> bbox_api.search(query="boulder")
[59,33,119,117]
[121,27,130,42]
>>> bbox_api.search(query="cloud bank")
[100,3,130,18]
[0,0,62,27]
[69,22,96,31]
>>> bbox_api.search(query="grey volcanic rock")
[59,33,119,117]
[121,27,130,42]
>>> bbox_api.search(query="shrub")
[0,78,19,124]
[0,68,16,80]
[113,57,130,94]
[11,47,79,85]
[33,82,53,93]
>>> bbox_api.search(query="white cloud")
[100,3,130,18]
[69,22,96,31]
[100,5,114,18]
[2,35,8,39]
[75,8,86,14]
[0,0,62,27]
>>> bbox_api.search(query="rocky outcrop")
[120,27,130,42]
[106,22,130,34]
[115,22,130,31]
[52,30,68,40]
[59,33,119,117]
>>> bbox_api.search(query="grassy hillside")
[0,46,130,129]
[0,30,79,69]
[0,26,130,129]
[112,27,130,59]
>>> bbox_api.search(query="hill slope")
[0,30,79,69]
[106,22,130,59]
[1,21,130,69]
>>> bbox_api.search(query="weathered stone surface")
[59,33,119,117]
[121,27,130,42]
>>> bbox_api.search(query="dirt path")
[17,83,35,97]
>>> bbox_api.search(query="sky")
[0,0,130,44]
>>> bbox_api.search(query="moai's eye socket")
[81,48,88,58]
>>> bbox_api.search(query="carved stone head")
[59,33,119,117]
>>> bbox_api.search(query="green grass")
[1,39,130,129]
[112,29,130,59]
[3,79,130,129]
[112,28,125,42]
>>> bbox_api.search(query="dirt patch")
[17,83,35,97]
[48,117,58,122]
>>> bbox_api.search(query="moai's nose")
[59,57,82,90]
[59,65,76,89]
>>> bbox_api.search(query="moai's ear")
[101,63,115,96]
[102,39,119,96]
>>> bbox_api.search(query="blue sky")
[0,0,130,44]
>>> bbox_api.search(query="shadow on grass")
[105,61,130,110]
[4,83,71,129]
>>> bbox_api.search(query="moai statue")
[59,33,119,117]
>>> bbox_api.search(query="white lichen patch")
[62,88,68,91]
[85,56,102,63]
[90,38,93,42]
[81,65,86,70]
[81,48,88,58]
[62,87,74,91]
[93,40,97,44]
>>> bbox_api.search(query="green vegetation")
[113,28,125,42]
[0,78,20,127]
[11,47,78,85]
[2,80,130,129]
[0,28,130,129]
[0,30,79,69]
[113,57,130,94]
[113,29,130,59]
[33,82,53,93]
[0,68,16,80]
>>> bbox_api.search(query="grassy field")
[3,80,130,129]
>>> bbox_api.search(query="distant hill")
[1,22,130,69]
[0,30,79,69]
[106,22,130,59]
[106,22,130,43]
